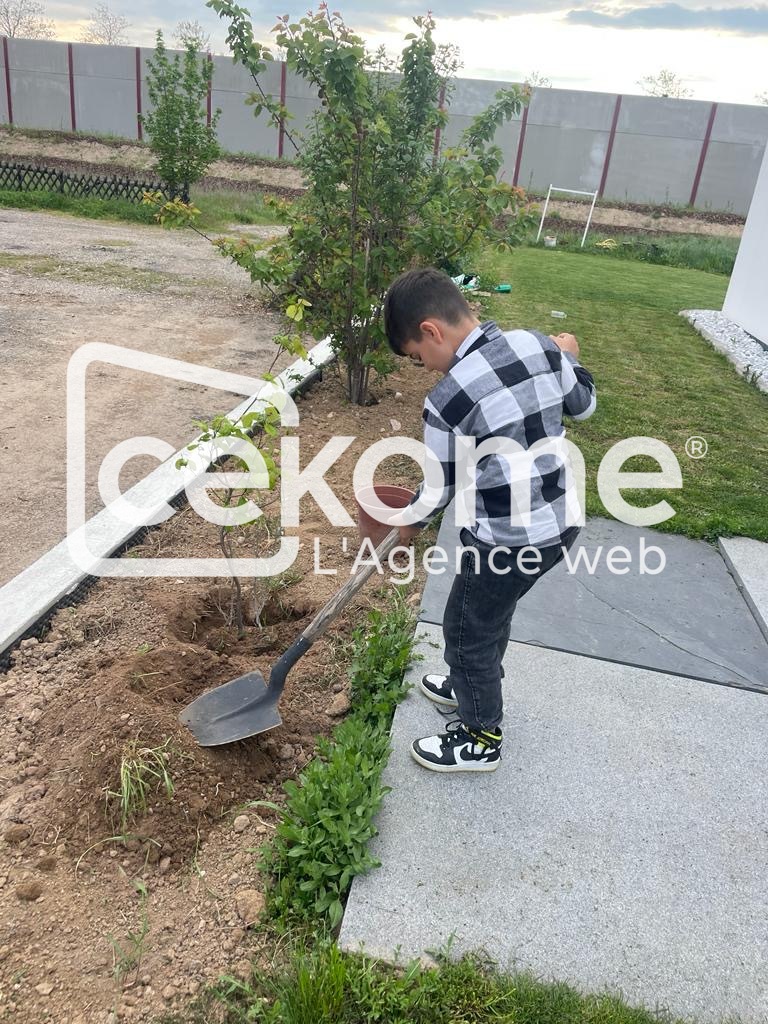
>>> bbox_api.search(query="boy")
[383,267,596,773]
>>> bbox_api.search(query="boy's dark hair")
[384,267,472,355]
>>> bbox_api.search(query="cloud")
[48,0,580,47]
[272,0,586,31]
[566,3,768,34]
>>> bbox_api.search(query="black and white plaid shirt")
[408,319,597,549]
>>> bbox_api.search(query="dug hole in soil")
[0,358,435,1024]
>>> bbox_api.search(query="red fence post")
[135,46,143,141]
[690,102,718,208]
[67,42,76,132]
[598,94,622,198]
[512,103,529,186]
[2,37,12,126]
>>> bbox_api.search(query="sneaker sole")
[410,746,500,773]
[418,678,459,708]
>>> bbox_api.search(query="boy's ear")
[418,318,444,343]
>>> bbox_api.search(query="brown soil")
[544,199,743,238]
[0,359,436,1023]
[0,127,305,196]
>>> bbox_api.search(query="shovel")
[179,528,400,746]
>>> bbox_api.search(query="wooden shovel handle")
[301,529,401,645]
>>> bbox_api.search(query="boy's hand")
[551,332,580,357]
[398,525,422,546]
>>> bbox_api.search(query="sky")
[45,1,768,105]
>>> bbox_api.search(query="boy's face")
[400,319,459,374]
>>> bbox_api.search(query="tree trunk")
[347,358,369,406]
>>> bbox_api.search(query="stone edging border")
[680,309,768,394]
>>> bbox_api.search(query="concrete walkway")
[339,521,768,1023]
[420,518,768,689]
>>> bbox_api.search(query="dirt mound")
[0,581,328,867]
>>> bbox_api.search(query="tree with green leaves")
[204,3,532,405]
[139,31,221,202]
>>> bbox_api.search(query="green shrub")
[260,719,391,928]
[140,32,221,201]
[206,3,533,404]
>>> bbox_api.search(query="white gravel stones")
[681,309,768,393]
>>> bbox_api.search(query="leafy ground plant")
[255,590,416,930]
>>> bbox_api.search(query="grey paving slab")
[719,537,768,644]
[418,515,768,689]
[339,625,768,1023]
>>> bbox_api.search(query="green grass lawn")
[477,248,767,542]
[526,228,739,275]
[163,935,696,1024]
[0,185,281,231]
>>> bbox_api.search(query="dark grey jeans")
[443,526,580,733]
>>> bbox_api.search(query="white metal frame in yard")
[536,184,599,248]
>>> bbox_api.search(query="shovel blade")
[178,670,282,746]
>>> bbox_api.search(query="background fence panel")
[209,53,281,158]
[603,95,716,205]
[695,103,768,212]
[5,37,70,130]
[71,43,137,139]
[1,37,767,213]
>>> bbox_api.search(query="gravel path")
[0,206,283,287]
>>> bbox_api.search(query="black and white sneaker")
[419,673,458,708]
[411,721,502,773]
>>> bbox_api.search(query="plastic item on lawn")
[451,273,480,292]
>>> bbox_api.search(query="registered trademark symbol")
[686,436,708,459]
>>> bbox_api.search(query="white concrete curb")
[0,338,335,661]
[718,536,768,645]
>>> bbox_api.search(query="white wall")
[723,144,768,345]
